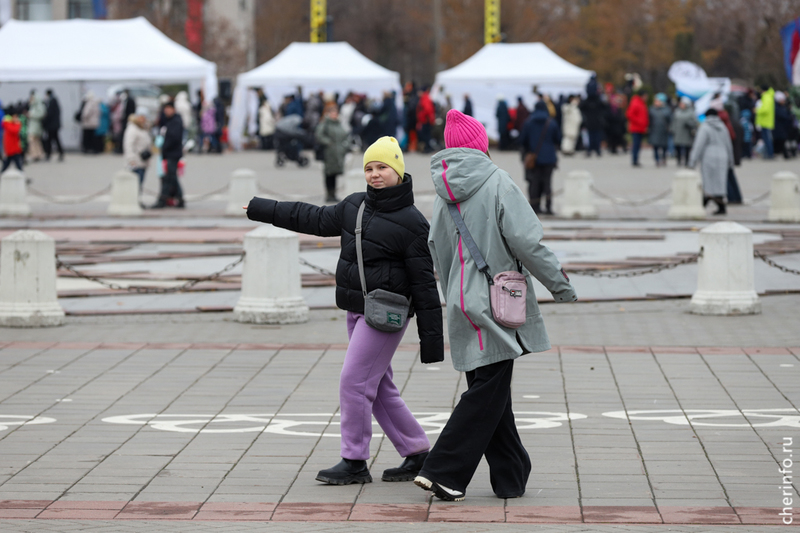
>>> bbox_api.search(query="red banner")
[185,0,204,54]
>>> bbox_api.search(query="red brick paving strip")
[743,347,794,355]
[736,506,788,525]
[116,501,202,520]
[505,506,583,523]
[271,502,352,521]
[0,501,789,523]
[38,509,119,519]
[659,506,740,524]
[582,506,662,523]
[349,503,428,522]
[0,508,42,519]
[428,505,506,522]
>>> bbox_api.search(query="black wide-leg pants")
[420,359,531,497]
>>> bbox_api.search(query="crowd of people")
[498,76,800,216]
[1,89,64,172]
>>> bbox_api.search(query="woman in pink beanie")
[415,109,577,502]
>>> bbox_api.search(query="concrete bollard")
[226,168,257,216]
[768,171,800,223]
[342,168,365,198]
[234,225,309,324]
[0,168,32,217]
[107,170,143,217]
[0,230,65,327]
[690,221,760,315]
[559,170,597,218]
[667,169,706,220]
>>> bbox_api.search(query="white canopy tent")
[0,17,217,149]
[229,42,402,150]
[433,43,593,140]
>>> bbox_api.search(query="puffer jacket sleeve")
[246,197,343,237]
[405,233,444,364]
[498,184,577,302]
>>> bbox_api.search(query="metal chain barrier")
[56,253,245,294]
[755,252,800,276]
[184,183,230,202]
[590,185,672,207]
[744,191,771,206]
[299,258,336,277]
[568,254,699,278]
[28,185,112,205]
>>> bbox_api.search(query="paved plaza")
[0,149,799,531]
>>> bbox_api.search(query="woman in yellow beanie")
[245,136,443,485]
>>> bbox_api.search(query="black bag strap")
[355,200,368,298]
[532,117,551,156]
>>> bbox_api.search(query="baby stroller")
[274,115,310,167]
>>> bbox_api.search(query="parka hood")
[431,148,498,203]
[704,115,727,132]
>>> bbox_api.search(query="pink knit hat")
[444,109,489,152]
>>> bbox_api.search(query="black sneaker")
[414,475,465,501]
[381,451,428,482]
[316,459,372,485]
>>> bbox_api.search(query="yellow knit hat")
[363,136,405,180]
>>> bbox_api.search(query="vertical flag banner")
[780,18,800,84]
[185,0,204,55]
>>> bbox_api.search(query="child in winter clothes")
[417,109,577,502]
[245,136,444,485]
[2,110,23,172]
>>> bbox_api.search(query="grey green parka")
[428,148,577,372]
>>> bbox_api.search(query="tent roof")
[0,17,215,82]
[238,42,399,85]
[436,42,592,85]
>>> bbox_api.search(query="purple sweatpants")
[339,312,430,460]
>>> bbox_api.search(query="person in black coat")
[773,95,794,159]
[152,103,184,208]
[463,94,473,116]
[495,97,511,150]
[42,89,63,161]
[520,101,562,214]
[579,93,606,157]
[246,136,443,487]
[380,91,399,138]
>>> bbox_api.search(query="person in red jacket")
[625,90,649,167]
[416,89,435,153]
[2,110,23,172]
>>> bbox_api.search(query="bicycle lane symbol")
[101,411,586,435]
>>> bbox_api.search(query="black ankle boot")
[703,195,711,207]
[382,451,428,482]
[713,197,726,215]
[316,458,372,485]
[544,196,554,215]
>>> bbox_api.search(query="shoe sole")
[315,474,372,485]
[414,476,465,502]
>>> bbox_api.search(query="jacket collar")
[366,173,414,212]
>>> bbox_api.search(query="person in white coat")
[689,108,734,215]
[258,98,276,149]
[122,114,152,194]
[560,95,582,155]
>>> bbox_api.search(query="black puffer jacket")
[246,174,444,363]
